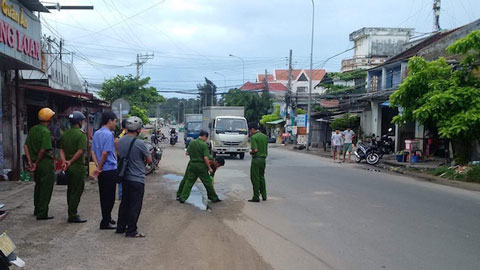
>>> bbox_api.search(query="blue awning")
[380,101,390,107]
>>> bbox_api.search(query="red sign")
[320,99,339,108]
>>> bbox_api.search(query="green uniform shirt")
[251,132,268,158]
[25,124,53,161]
[187,138,210,163]
[60,127,87,166]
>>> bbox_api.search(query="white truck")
[202,106,249,159]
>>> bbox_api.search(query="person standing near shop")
[342,127,355,162]
[179,131,221,203]
[248,122,268,203]
[92,112,118,230]
[24,108,56,220]
[60,111,88,223]
[116,117,151,238]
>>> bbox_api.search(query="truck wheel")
[212,152,217,158]
[239,153,245,160]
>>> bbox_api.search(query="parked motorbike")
[0,205,25,269]
[374,128,395,155]
[354,142,381,165]
[145,141,162,175]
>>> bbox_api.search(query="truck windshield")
[187,121,202,132]
[216,118,247,134]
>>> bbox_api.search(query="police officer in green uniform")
[176,156,225,200]
[248,122,268,203]
[60,111,88,223]
[24,107,56,220]
[179,131,222,203]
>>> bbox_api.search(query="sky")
[40,0,480,98]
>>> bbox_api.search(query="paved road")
[164,142,480,270]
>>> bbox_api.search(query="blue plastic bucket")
[411,155,419,163]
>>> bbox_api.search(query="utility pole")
[433,0,441,32]
[264,69,269,93]
[286,49,293,123]
[306,0,315,150]
[136,53,154,78]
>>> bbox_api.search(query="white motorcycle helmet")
[125,116,143,131]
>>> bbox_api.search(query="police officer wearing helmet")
[116,116,152,238]
[24,108,56,220]
[60,111,88,223]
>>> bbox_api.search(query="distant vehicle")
[145,141,162,175]
[184,114,202,147]
[202,106,248,159]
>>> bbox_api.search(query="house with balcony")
[361,18,480,153]
[341,27,415,73]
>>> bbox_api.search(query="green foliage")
[328,69,367,81]
[390,31,480,162]
[465,165,480,183]
[100,75,165,109]
[330,113,359,131]
[197,78,217,107]
[128,105,149,125]
[429,166,465,181]
[155,98,200,122]
[296,108,306,115]
[313,104,328,113]
[260,105,281,125]
[223,89,273,123]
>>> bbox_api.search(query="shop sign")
[320,99,339,108]
[0,0,41,70]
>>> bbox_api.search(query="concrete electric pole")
[433,0,441,32]
[136,53,154,78]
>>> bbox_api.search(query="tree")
[99,74,165,123]
[390,30,480,163]
[222,89,273,123]
[330,113,359,131]
[197,78,217,107]
[260,105,280,125]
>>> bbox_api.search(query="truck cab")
[184,120,202,147]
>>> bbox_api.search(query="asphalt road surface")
[163,139,480,270]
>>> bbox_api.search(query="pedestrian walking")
[24,108,56,220]
[116,117,152,238]
[91,112,118,230]
[331,130,343,162]
[60,111,87,223]
[176,156,225,200]
[342,127,355,162]
[179,131,221,203]
[248,122,268,203]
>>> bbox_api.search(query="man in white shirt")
[342,127,356,162]
[331,130,343,162]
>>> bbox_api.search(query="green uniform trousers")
[176,162,191,198]
[180,162,218,202]
[33,159,55,218]
[66,165,86,219]
[250,158,267,201]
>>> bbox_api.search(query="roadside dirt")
[0,168,272,270]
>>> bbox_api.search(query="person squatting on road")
[60,111,88,223]
[176,156,225,200]
[178,130,222,203]
[24,108,56,220]
[116,117,152,238]
[91,112,118,230]
[248,122,268,203]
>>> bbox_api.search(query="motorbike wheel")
[355,155,361,163]
[366,153,380,165]
[145,163,154,175]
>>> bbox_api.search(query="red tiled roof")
[257,74,274,82]
[274,69,326,81]
[240,82,287,92]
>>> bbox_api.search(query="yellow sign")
[1,0,28,29]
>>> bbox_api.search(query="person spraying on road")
[60,111,88,223]
[248,122,268,203]
[176,156,225,200]
[178,130,222,204]
[24,108,56,220]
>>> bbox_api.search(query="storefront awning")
[266,119,285,125]
[21,84,94,100]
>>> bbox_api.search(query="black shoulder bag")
[117,138,137,182]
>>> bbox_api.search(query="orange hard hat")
[38,108,55,121]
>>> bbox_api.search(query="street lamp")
[306,0,315,150]
[229,54,245,84]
